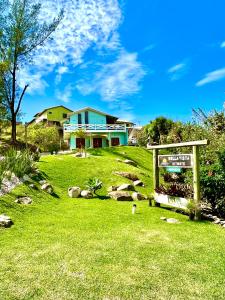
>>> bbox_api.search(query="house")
[29,105,73,126]
[29,105,73,138]
[63,107,135,149]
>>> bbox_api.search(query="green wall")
[46,106,71,122]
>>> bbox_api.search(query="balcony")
[63,123,127,133]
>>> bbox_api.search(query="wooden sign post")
[148,140,209,220]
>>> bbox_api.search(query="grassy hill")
[1,146,225,300]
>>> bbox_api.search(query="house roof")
[69,107,118,119]
[34,105,73,117]
[116,119,135,125]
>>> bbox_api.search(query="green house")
[63,107,134,149]
[29,105,73,126]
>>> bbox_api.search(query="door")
[93,138,102,148]
[111,137,120,146]
[76,138,85,148]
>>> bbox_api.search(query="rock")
[166,218,181,224]
[223,224,225,228]
[116,158,122,162]
[41,183,54,194]
[0,214,13,228]
[108,191,133,201]
[214,219,221,224]
[133,180,144,187]
[3,170,13,179]
[114,171,139,181]
[160,216,167,221]
[107,186,118,192]
[81,190,93,199]
[124,159,137,167]
[23,174,32,182]
[15,196,32,205]
[131,192,146,201]
[29,183,38,190]
[117,184,135,191]
[75,152,82,157]
[39,180,47,185]
[220,221,225,225]
[68,187,81,198]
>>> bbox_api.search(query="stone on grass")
[114,171,139,181]
[29,183,38,190]
[15,196,32,205]
[160,216,167,221]
[131,192,146,201]
[0,214,13,228]
[81,190,93,199]
[116,158,122,162]
[41,183,54,194]
[107,186,118,192]
[166,218,181,224]
[117,184,135,191]
[133,180,144,187]
[39,180,47,185]
[23,174,32,182]
[68,187,81,198]
[108,191,133,201]
[75,152,82,157]
[124,159,137,167]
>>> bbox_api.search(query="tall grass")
[0,149,34,180]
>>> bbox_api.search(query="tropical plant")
[145,117,174,144]
[155,183,193,198]
[0,0,63,143]
[85,177,103,194]
[74,129,88,157]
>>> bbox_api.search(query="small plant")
[155,183,193,198]
[85,177,103,194]
[187,200,197,220]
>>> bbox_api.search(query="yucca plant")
[85,178,103,194]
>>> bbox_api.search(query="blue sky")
[21,0,225,125]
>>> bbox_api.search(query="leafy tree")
[74,129,88,157]
[28,124,60,153]
[145,117,174,144]
[0,0,63,143]
[136,127,148,147]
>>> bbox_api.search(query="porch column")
[108,132,112,147]
[90,134,93,148]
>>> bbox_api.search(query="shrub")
[200,150,225,218]
[1,149,34,178]
[85,178,103,194]
[155,183,193,198]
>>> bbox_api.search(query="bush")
[85,178,103,194]
[200,150,225,218]
[1,149,35,179]
[155,183,193,198]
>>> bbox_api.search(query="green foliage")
[145,116,174,144]
[28,124,60,153]
[136,127,148,146]
[85,177,103,194]
[200,150,225,218]
[1,148,34,178]
[0,0,63,142]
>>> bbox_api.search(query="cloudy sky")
[21,0,225,124]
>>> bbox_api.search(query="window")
[63,113,67,118]
[48,111,52,114]
[111,137,120,146]
[78,113,82,124]
[85,111,89,124]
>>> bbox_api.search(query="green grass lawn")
[0,146,225,300]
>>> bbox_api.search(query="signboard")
[166,167,182,173]
[158,154,193,168]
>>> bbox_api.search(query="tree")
[74,129,88,157]
[0,0,63,143]
[28,124,60,153]
[145,117,174,144]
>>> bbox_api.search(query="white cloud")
[196,68,225,86]
[221,41,225,48]
[19,0,122,93]
[76,51,146,101]
[17,68,48,95]
[55,84,74,103]
[167,62,188,81]
[55,66,69,84]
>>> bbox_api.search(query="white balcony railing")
[63,123,127,133]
